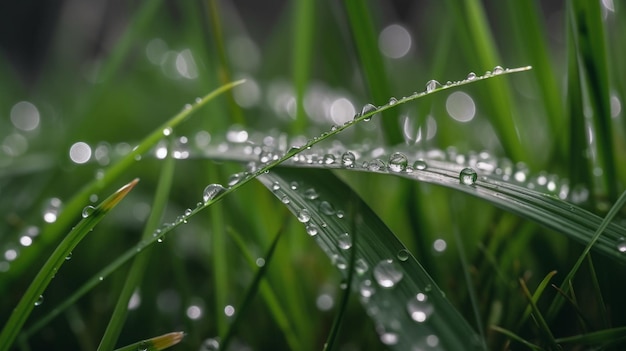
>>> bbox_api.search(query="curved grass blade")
[0,179,139,351]
[2,80,244,291]
[490,325,544,351]
[98,146,176,351]
[554,326,626,347]
[258,168,484,350]
[112,331,184,351]
[517,270,558,329]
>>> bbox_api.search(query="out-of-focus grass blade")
[517,270,557,329]
[98,146,176,351]
[292,0,315,134]
[112,331,184,351]
[490,325,544,351]
[2,80,243,291]
[343,0,403,145]
[519,278,557,349]
[571,0,617,202]
[554,326,626,346]
[0,179,139,351]
[258,168,484,350]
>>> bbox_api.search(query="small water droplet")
[617,237,626,253]
[81,205,95,218]
[373,259,403,288]
[303,188,319,200]
[426,79,441,93]
[137,341,148,351]
[338,233,352,250]
[359,279,376,298]
[466,72,477,80]
[65,252,73,261]
[459,167,477,185]
[413,159,427,170]
[380,332,398,345]
[359,103,377,121]
[341,152,356,167]
[297,209,311,223]
[34,295,44,306]
[323,154,336,165]
[388,97,398,105]
[202,337,220,351]
[319,201,336,215]
[336,210,344,219]
[388,152,408,172]
[272,182,281,191]
[203,184,226,203]
[407,293,433,322]
[305,223,319,236]
[162,127,172,136]
[355,258,369,275]
[397,249,410,261]
[227,172,247,187]
[184,103,192,110]
[368,159,386,171]
[493,65,504,74]
[281,196,290,204]
[290,181,299,190]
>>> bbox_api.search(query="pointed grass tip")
[150,331,185,350]
[100,178,140,211]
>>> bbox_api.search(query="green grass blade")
[0,179,139,351]
[292,0,315,134]
[519,278,557,348]
[490,325,544,351]
[1,80,244,292]
[112,331,184,351]
[97,145,176,351]
[517,270,558,329]
[554,325,626,346]
[343,0,403,144]
[257,168,483,350]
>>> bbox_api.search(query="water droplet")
[407,293,433,322]
[493,65,504,74]
[162,127,172,136]
[137,341,148,351]
[281,195,290,204]
[227,172,247,187]
[305,223,319,236]
[82,205,95,218]
[203,184,226,203]
[323,154,336,165]
[359,279,375,298]
[65,252,73,261]
[303,188,319,200]
[319,201,336,215]
[373,259,403,288]
[34,295,44,306]
[359,103,377,121]
[459,167,477,185]
[397,249,410,261]
[338,233,352,250]
[341,152,356,167]
[388,152,408,172]
[426,79,440,93]
[355,258,369,275]
[466,72,477,80]
[617,237,626,253]
[388,97,398,105]
[368,159,386,171]
[202,337,220,351]
[413,159,427,170]
[380,332,398,345]
[336,210,344,219]
[297,209,311,223]
[290,181,299,190]
[272,182,281,191]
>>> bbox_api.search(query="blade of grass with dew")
[546,190,626,321]
[292,0,315,134]
[572,0,617,203]
[0,178,139,351]
[97,146,176,351]
[257,167,484,350]
[490,325,544,351]
[220,219,286,350]
[1,80,244,293]
[343,0,403,145]
[112,331,184,351]
[519,278,558,349]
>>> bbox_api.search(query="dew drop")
[466,72,477,80]
[138,342,148,351]
[373,259,403,288]
[359,279,376,298]
[162,127,172,136]
[303,188,319,200]
[459,167,477,185]
[203,184,226,203]
[202,338,220,351]
[336,210,344,219]
[397,249,410,261]
[413,159,427,170]
[297,209,311,223]
[341,151,356,167]
[272,182,281,191]
[65,252,73,261]
[338,233,352,250]
[407,293,433,322]
[355,258,369,275]
[281,196,290,204]
[617,237,626,253]
[368,159,386,171]
[82,205,95,218]
[227,172,247,187]
[493,65,504,74]
[290,181,299,190]
[360,103,377,121]
[319,201,336,215]
[426,79,440,93]
[305,223,319,236]
[388,97,398,106]
[388,152,408,172]
[34,295,44,306]
[380,332,398,345]
[323,154,336,165]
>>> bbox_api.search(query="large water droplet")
[459,167,477,185]
[359,103,377,121]
[388,152,408,172]
[203,184,226,203]
[297,209,311,223]
[617,237,626,253]
[407,293,433,322]
[341,152,356,167]
[338,233,352,250]
[34,295,44,306]
[373,259,403,288]
[426,79,441,93]
[82,205,95,218]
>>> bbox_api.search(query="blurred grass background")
[1,0,625,350]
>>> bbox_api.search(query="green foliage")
[1,1,625,350]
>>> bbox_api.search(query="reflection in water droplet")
[341,152,356,167]
[407,293,433,322]
[617,237,626,253]
[203,184,226,203]
[338,233,352,250]
[368,159,386,171]
[373,259,403,288]
[397,249,410,261]
[305,223,319,236]
[297,209,311,223]
[82,205,95,218]
[359,103,377,121]
[388,152,408,172]
[459,168,477,185]
[426,79,440,93]
[413,160,427,170]
[466,72,477,80]
[34,295,44,306]
[388,97,398,105]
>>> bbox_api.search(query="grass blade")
[0,179,139,351]
[490,325,544,351]
[292,0,315,134]
[112,331,184,351]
